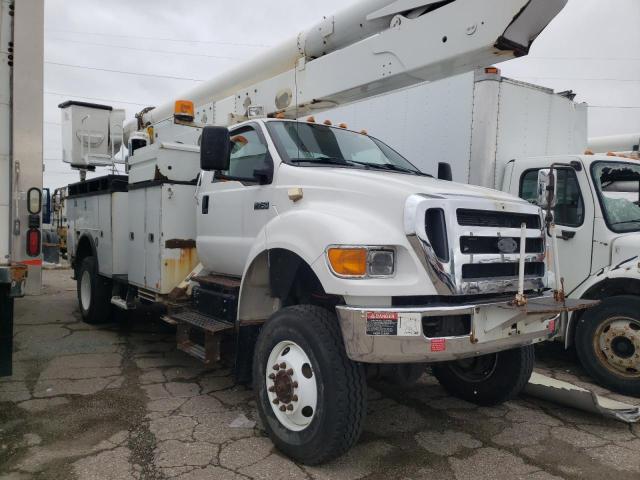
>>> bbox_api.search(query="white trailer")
[0,0,44,377]
[61,0,595,464]
[327,68,640,395]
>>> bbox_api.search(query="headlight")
[326,246,395,278]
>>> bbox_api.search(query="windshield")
[591,161,640,233]
[266,121,425,175]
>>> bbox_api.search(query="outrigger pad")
[524,372,640,423]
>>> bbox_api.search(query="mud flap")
[524,372,640,423]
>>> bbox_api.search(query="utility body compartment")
[67,175,129,277]
[127,183,199,295]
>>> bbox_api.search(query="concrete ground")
[1,270,640,480]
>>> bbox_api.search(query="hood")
[277,164,528,205]
[611,234,640,269]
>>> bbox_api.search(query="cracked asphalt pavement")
[1,269,640,479]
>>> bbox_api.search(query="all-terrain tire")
[574,295,640,396]
[77,256,112,324]
[432,345,534,406]
[253,305,367,465]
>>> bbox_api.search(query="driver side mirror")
[200,126,230,171]
[537,168,557,209]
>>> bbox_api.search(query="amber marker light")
[327,248,367,277]
[174,100,195,121]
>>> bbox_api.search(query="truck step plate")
[169,310,234,334]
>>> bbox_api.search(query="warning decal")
[366,312,398,336]
[365,312,422,337]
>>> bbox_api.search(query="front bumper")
[336,294,595,363]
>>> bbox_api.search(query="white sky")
[43,0,640,190]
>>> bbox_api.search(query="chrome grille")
[405,194,547,296]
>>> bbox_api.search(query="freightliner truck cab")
[504,154,640,395]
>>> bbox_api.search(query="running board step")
[170,310,234,333]
[168,309,234,365]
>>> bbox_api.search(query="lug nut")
[279,405,287,412]
[272,398,279,404]
[286,369,294,375]
[279,362,286,369]
[287,404,294,411]
[292,381,298,388]
[268,373,276,380]
[292,395,298,402]
[268,386,276,392]
[273,364,279,371]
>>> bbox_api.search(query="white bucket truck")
[60,0,593,464]
[328,68,640,395]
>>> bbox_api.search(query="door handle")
[557,230,575,240]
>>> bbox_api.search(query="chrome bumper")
[336,295,595,364]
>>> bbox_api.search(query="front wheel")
[432,345,534,406]
[253,305,367,465]
[575,295,640,396]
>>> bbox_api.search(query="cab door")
[515,161,594,294]
[197,124,276,276]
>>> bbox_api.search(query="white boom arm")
[588,133,640,155]
[124,0,567,138]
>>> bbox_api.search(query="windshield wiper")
[611,218,640,225]
[289,156,360,167]
[349,161,430,176]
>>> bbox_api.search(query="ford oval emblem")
[497,237,518,254]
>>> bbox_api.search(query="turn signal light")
[327,248,367,277]
[174,100,195,121]
[485,67,500,75]
[26,228,41,257]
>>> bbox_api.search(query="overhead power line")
[589,105,640,109]
[45,29,271,48]
[46,37,241,61]
[518,75,640,83]
[45,61,204,82]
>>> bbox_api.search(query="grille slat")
[457,209,540,229]
[460,236,544,255]
[461,262,545,280]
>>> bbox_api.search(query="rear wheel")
[432,345,534,406]
[77,256,112,324]
[253,305,367,465]
[575,296,640,396]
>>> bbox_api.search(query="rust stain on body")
[163,247,198,294]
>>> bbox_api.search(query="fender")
[73,233,99,276]
[237,204,435,323]
[564,261,640,348]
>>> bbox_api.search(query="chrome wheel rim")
[265,340,317,431]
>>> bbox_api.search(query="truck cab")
[504,154,640,394]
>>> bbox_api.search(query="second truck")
[59,0,593,464]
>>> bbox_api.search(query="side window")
[519,168,584,227]
[225,127,269,180]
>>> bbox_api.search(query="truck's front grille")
[459,236,544,254]
[456,209,540,229]
[461,262,545,280]
[405,194,547,296]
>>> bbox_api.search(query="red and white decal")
[366,312,398,321]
